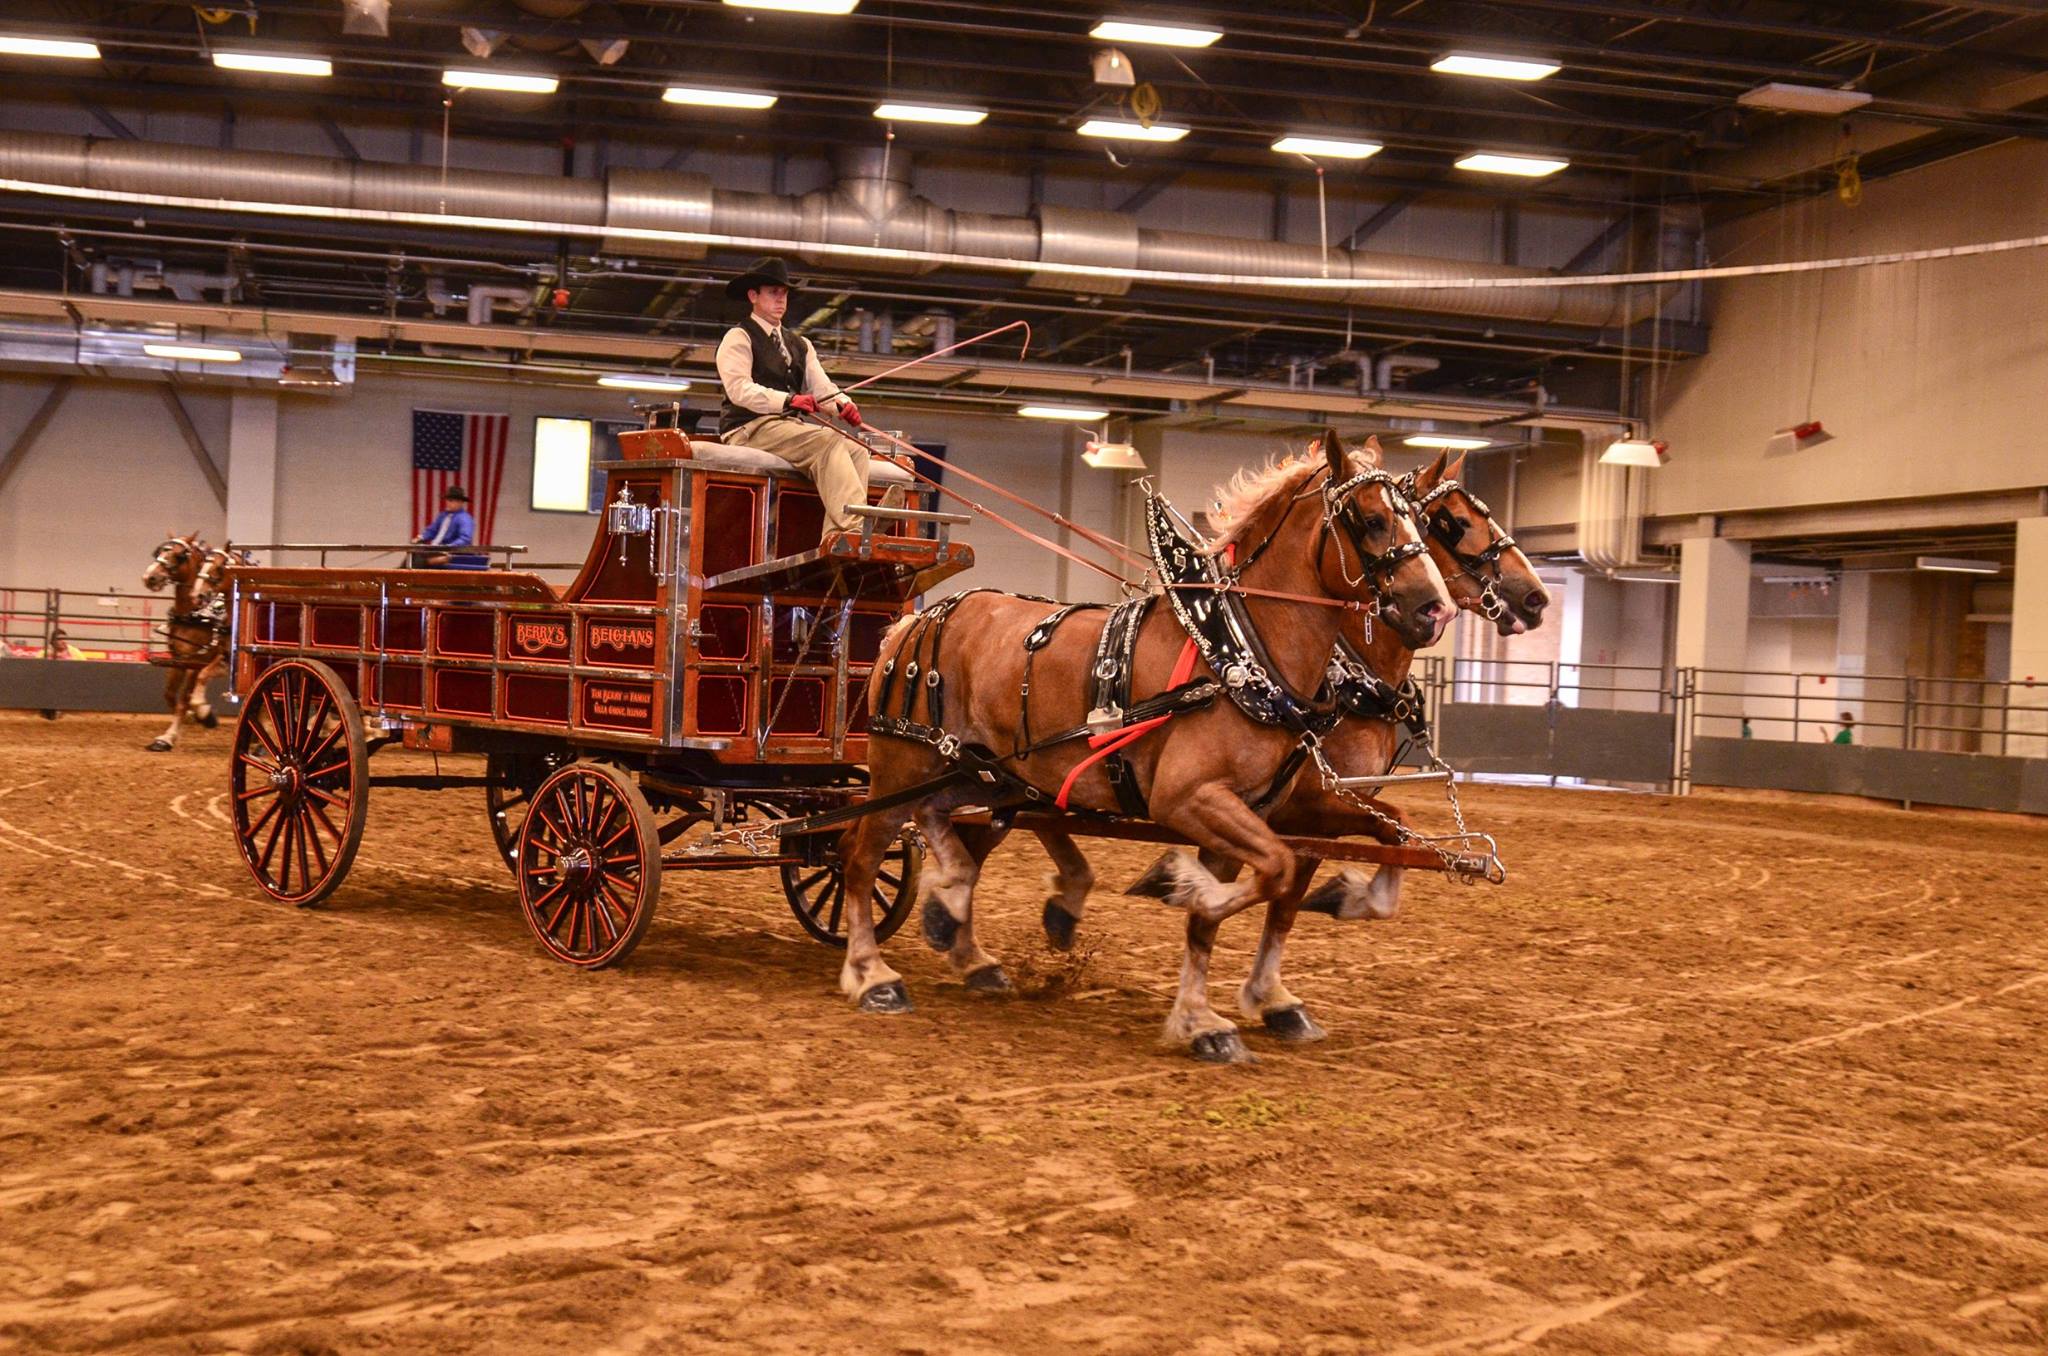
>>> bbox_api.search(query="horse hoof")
[1124,854,1181,902]
[964,964,1012,995]
[1042,899,1079,950]
[1299,877,1348,917]
[1261,1005,1327,1042]
[200,711,220,730]
[145,739,173,753]
[1190,1030,1255,1064]
[858,980,914,1015]
[920,899,958,953]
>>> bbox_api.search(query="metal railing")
[1687,667,2045,757]
[230,541,528,568]
[1444,657,1672,713]
[0,586,169,661]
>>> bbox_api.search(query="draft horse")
[139,535,232,751]
[835,433,1453,1061]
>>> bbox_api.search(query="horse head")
[196,546,253,598]
[143,533,206,593]
[1405,451,1549,635]
[1316,431,1452,650]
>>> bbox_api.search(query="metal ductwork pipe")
[0,131,1667,327]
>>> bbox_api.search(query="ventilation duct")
[0,132,1670,328]
[1577,433,1647,570]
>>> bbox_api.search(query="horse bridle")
[1318,463,1430,606]
[148,537,199,582]
[1399,474,1518,622]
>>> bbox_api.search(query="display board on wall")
[532,416,636,513]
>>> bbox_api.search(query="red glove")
[838,400,863,427]
[788,393,820,415]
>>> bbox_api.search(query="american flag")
[412,409,510,544]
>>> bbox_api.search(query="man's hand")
[788,394,820,415]
[838,400,863,427]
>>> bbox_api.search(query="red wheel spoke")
[276,817,298,893]
[590,887,623,943]
[244,709,283,759]
[596,818,633,852]
[302,758,352,783]
[535,800,573,843]
[258,805,290,875]
[308,799,345,846]
[571,898,590,954]
[236,782,279,804]
[305,811,331,874]
[537,880,574,933]
[826,879,845,935]
[294,812,316,886]
[303,784,351,810]
[601,852,641,867]
[301,718,345,768]
[243,794,284,844]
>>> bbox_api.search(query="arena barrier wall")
[0,658,230,715]
[1436,702,1677,788]
[1690,737,2048,815]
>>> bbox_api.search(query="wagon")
[222,404,1497,970]
[222,404,971,965]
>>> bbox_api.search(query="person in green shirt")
[1833,712,1855,745]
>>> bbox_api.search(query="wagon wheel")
[229,658,367,908]
[484,745,565,875]
[780,831,921,948]
[515,761,661,969]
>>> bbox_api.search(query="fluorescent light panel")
[1455,151,1569,177]
[213,51,332,77]
[1431,52,1560,81]
[597,374,691,391]
[1089,20,1223,48]
[0,35,101,60]
[1403,434,1491,450]
[144,342,242,363]
[1737,82,1873,115]
[442,68,558,94]
[873,102,987,125]
[723,0,861,13]
[1271,134,1382,160]
[1018,404,1109,421]
[1077,117,1188,142]
[1916,556,2001,575]
[664,85,777,109]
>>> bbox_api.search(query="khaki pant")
[730,414,870,537]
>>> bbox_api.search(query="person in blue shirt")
[412,486,476,568]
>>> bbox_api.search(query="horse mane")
[1203,434,1383,556]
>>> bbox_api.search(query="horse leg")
[148,669,192,752]
[190,659,221,729]
[1137,784,1300,1062]
[838,804,913,1012]
[916,809,1012,993]
[1294,801,1411,921]
[1034,827,1095,951]
[1239,864,1329,1042]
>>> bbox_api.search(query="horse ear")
[1358,434,1385,469]
[1445,449,1468,481]
[1415,450,1449,489]
[1318,426,1348,478]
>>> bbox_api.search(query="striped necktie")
[770,326,793,369]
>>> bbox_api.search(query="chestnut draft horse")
[835,434,1453,1061]
[139,535,231,752]
[1018,444,1552,1046]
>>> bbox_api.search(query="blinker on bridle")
[1401,474,1518,622]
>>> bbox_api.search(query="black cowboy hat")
[725,255,798,301]
[443,485,471,502]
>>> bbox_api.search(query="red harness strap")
[1054,632,1201,810]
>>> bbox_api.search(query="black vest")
[719,315,814,437]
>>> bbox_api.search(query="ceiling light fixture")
[1091,47,1136,87]
[597,374,691,392]
[0,35,101,60]
[1083,440,1147,471]
[1431,53,1560,81]
[1271,135,1382,160]
[1018,403,1110,421]
[213,51,333,77]
[1737,82,1873,116]
[1455,151,1570,177]
[1402,434,1492,451]
[1766,420,1834,454]
[1599,437,1667,468]
[1077,118,1188,142]
[724,0,861,14]
[663,85,777,109]
[1915,556,2002,576]
[143,342,243,363]
[873,102,987,125]
[1089,20,1223,49]
[441,68,558,94]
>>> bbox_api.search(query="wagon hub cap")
[559,845,595,889]
[269,761,301,802]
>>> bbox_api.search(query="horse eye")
[1366,514,1387,534]
[1455,517,1474,533]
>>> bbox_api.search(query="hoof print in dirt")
[921,899,959,952]
[859,980,914,1014]
[1260,1005,1327,1042]
[964,964,1013,995]
[1041,899,1079,950]
[1123,855,1183,902]
[1189,1030,1255,1064]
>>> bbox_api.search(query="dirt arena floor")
[3,713,2046,1354]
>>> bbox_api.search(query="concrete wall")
[1653,136,2048,516]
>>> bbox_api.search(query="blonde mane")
[1203,435,1383,556]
